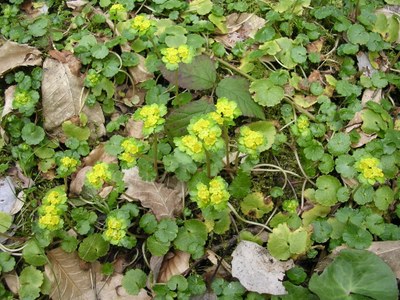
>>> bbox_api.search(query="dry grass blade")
[45,248,96,300]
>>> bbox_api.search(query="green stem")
[205,149,211,178]
[211,54,256,82]
[222,126,230,168]
[228,203,272,232]
[153,134,158,178]
[284,96,316,121]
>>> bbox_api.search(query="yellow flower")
[107,217,123,230]
[39,214,62,230]
[86,163,111,188]
[193,176,230,210]
[162,48,180,65]
[14,91,30,105]
[242,128,264,150]
[104,228,125,243]
[215,97,241,124]
[120,152,135,164]
[297,115,309,131]
[209,111,223,125]
[43,205,59,215]
[122,140,140,155]
[182,135,203,154]
[191,118,211,136]
[177,45,192,63]
[132,15,152,34]
[60,156,78,169]
[45,190,67,206]
[133,104,167,136]
[356,157,385,184]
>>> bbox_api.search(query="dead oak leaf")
[0,41,42,77]
[158,251,190,283]
[122,167,183,221]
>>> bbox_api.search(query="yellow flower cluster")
[103,216,126,244]
[174,134,205,162]
[210,97,242,125]
[86,162,111,189]
[38,188,67,231]
[109,3,127,19]
[355,157,385,185]
[238,126,267,158]
[161,45,193,70]
[118,138,147,167]
[131,15,152,35]
[188,117,222,150]
[194,176,230,210]
[14,91,30,106]
[133,103,167,136]
[60,156,79,169]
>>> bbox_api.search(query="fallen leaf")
[356,52,377,77]
[82,144,117,167]
[45,248,97,300]
[7,164,34,189]
[41,58,105,139]
[0,177,24,217]
[66,0,88,10]
[2,86,16,119]
[3,271,19,295]
[158,251,190,283]
[46,248,151,300]
[149,255,164,286]
[122,167,184,221]
[216,13,266,48]
[49,50,82,76]
[126,119,144,139]
[128,54,154,84]
[231,241,294,295]
[0,41,42,77]
[69,166,91,195]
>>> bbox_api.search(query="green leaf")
[0,252,16,273]
[139,213,158,234]
[342,224,372,249]
[0,212,12,233]
[147,235,170,256]
[314,175,341,206]
[19,266,44,300]
[161,55,216,90]
[78,233,109,262]
[318,153,335,174]
[122,269,147,295]
[327,132,351,156]
[187,0,213,15]
[290,46,307,63]
[28,18,48,37]
[91,44,109,59]
[361,109,387,134]
[374,185,395,211]
[168,275,188,291]
[354,184,374,205]
[154,219,178,243]
[266,223,289,260]
[335,155,357,178]
[309,249,398,300]
[22,240,47,267]
[311,219,332,243]
[240,192,274,218]
[21,123,45,145]
[216,77,265,119]
[335,80,362,97]
[304,140,324,161]
[163,150,198,181]
[173,220,208,259]
[165,100,214,138]
[62,121,91,141]
[249,79,285,107]
[247,121,277,150]
[347,24,369,45]
[229,170,251,199]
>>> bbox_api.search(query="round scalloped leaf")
[161,55,216,90]
[240,192,274,218]
[374,185,395,211]
[314,175,341,206]
[309,249,398,300]
[249,79,284,107]
[216,77,265,119]
[122,269,147,295]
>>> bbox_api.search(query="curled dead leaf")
[0,41,42,77]
[128,54,154,84]
[158,251,190,283]
[83,144,117,167]
[122,167,184,221]
[3,271,19,295]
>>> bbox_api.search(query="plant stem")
[205,149,211,178]
[211,54,256,82]
[222,126,230,168]
[152,134,158,178]
[228,203,272,232]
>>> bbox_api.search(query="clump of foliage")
[0,0,399,299]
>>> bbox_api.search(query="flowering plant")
[38,187,68,231]
[355,156,385,185]
[133,103,168,137]
[190,176,230,211]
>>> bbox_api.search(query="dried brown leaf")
[41,58,105,139]
[4,271,19,295]
[122,167,184,220]
[69,166,91,195]
[128,54,153,84]
[66,0,88,10]
[2,86,16,119]
[126,119,144,139]
[83,144,117,167]
[158,251,190,283]
[216,13,265,48]
[0,41,42,77]
[45,248,96,300]
[232,241,294,295]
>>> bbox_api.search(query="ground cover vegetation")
[0,0,400,299]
